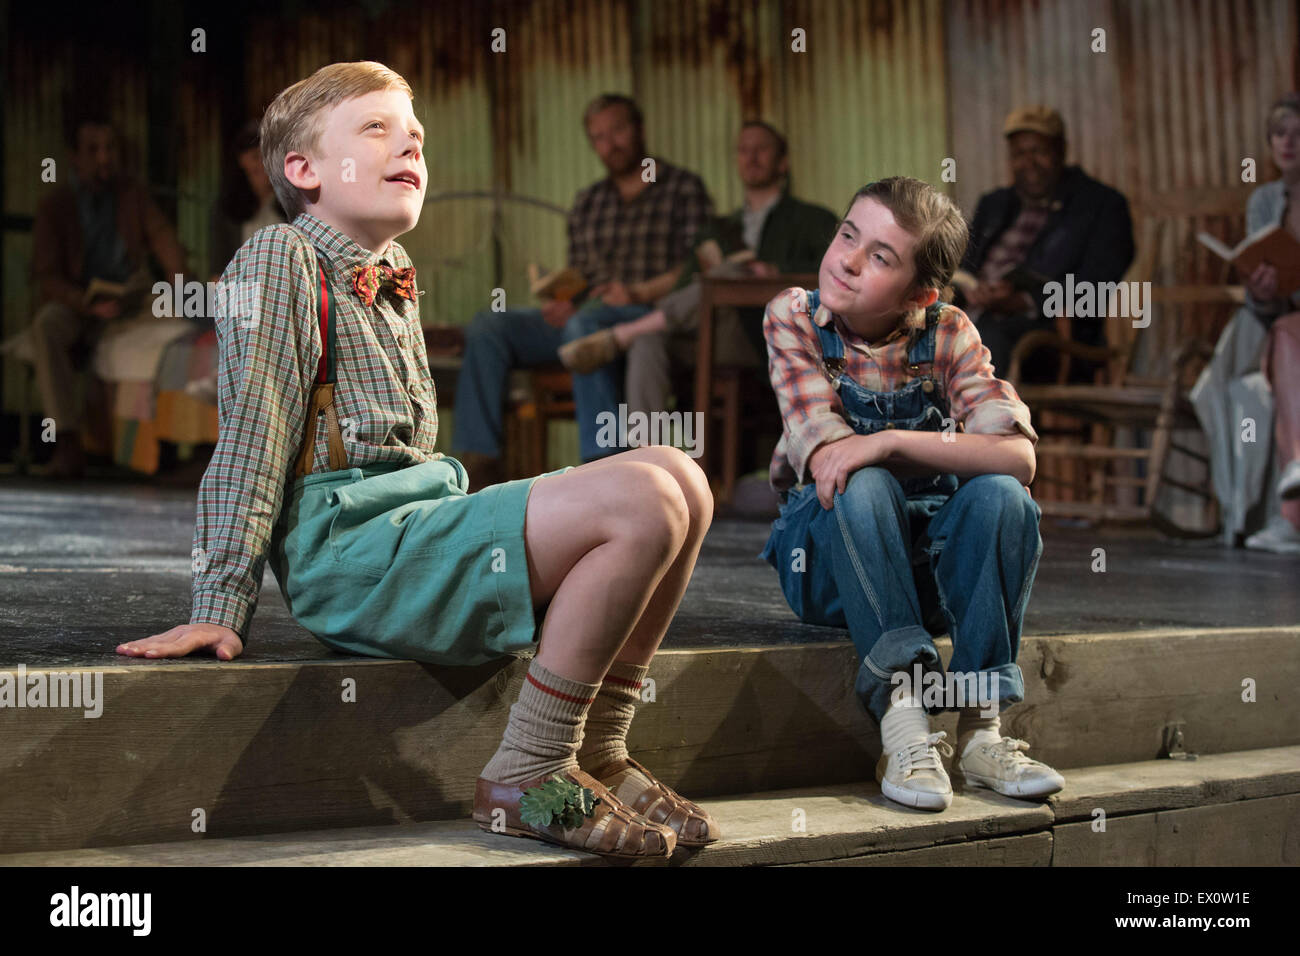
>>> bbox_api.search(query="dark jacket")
[960,165,1135,345]
[674,190,838,290]
[31,175,188,315]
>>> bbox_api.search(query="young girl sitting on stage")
[117,60,719,858]
[760,176,1065,811]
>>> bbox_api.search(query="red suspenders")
[294,259,350,477]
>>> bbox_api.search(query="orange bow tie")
[351,263,417,307]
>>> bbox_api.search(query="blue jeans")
[760,467,1042,723]
[451,301,651,462]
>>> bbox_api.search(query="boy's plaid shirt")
[190,213,441,639]
[763,287,1039,493]
[567,157,713,286]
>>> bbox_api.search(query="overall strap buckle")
[810,288,848,383]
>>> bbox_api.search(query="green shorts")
[267,456,573,666]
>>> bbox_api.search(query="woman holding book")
[1191,93,1300,552]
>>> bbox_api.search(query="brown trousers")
[26,301,101,433]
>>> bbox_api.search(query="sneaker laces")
[899,731,953,773]
[982,737,1038,776]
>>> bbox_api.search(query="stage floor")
[2,477,1297,667]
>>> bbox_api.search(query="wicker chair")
[1008,216,1224,536]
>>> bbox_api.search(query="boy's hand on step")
[117,623,244,660]
[809,433,894,509]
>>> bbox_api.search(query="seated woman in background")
[209,118,287,281]
[187,120,289,407]
[1192,92,1300,553]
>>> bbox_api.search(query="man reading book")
[451,94,713,488]
[8,114,188,477]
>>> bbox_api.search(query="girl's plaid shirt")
[763,287,1039,493]
[190,213,441,640]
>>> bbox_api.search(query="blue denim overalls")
[809,289,959,499]
[761,290,1040,723]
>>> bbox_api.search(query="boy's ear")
[907,286,939,310]
[283,150,320,191]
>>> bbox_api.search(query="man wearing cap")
[956,106,1135,380]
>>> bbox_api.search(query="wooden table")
[694,273,818,502]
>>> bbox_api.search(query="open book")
[528,264,587,302]
[1197,225,1300,295]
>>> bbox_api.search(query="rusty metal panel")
[389,1,497,332]
[782,0,951,217]
[493,0,636,315]
[947,0,1125,221]
[175,61,222,283]
[634,0,783,216]
[947,0,1297,359]
[7,0,1297,423]
[947,0,1297,250]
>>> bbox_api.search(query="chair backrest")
[1140,185,1254,292]
[1119,186,1255,382]
[1102,215,1166,384]
[1136,186,1254,361]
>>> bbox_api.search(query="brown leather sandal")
[589,755,721,846]
[473,767,676,859]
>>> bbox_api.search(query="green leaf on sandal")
[520,775,601,828]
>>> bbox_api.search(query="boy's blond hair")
[843,177,969,293]
[260,61,414,220]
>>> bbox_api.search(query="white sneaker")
[875,731,954,811]
[957,735,1064,799]
[1244,514,1300,554]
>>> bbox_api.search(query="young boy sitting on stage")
[760,176,1065,811]
[116,60,720,858]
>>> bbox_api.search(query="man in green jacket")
[558,121,837,417]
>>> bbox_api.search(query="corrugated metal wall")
[491,0,635,314]
[4,0,1299,443]
[948,0,1298,355]
[782,0,950,215]
[233,0,953,329]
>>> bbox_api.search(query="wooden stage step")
[2,626,1296,855]
[3,747,1296,867]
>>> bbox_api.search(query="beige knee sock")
[576,660,649,774]
[881,691,932,755]
[480,659,601,785]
